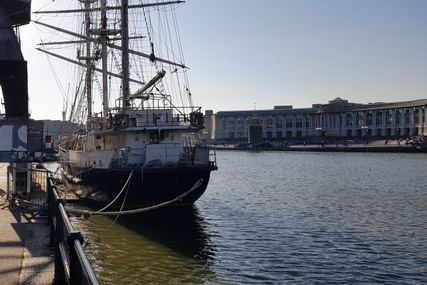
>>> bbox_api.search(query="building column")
[352,112,357,136]
[421,107,426,137]
[382,111,386,137]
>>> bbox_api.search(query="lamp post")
[361,126,368,146]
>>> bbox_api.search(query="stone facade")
[205,98,427,143]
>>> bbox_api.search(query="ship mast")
[101,0,109,116]
[83,0,93,127]
[121,0,130,111]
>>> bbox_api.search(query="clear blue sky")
[13,0,427,120]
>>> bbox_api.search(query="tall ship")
[35,0,217,210]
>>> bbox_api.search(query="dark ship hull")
[61,162,216,210]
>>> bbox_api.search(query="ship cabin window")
[149,131,159,143]
[129,118,137,127]
[160,130,166,141]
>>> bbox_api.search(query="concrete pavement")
[0,193,54,285]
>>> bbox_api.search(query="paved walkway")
[0,194,54,285]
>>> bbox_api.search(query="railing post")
[67,231,85,285]
[47,177,55,246]
[47,176,99,285]
[53,198,67,285]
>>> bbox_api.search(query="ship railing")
[98,106,204,129]
[47,177,100,285]
[123,144,217,168]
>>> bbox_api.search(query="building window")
[366,112,372,126]
[237,118,244,131]
[276,131,282,138]
[286,131,292,137]
[221,119,226,130]
[357,112,363,126]
[346,114,353,127]
[296,116,303,128]
[376,111,383,125]
[227,119,235,130]
[286,116,292,128]
[395,110,401,125]
[266,131,272,138]
[386,111,393,126]
[250,117,260,126]
[404,110,410,126]
[414,109,419,124]
[276,118,283,129]
[266,118,273,129]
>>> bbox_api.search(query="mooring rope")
[101,171,134,229]
[65,179,203,218]
[95,170,134,213]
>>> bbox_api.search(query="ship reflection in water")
[71,205,218,285]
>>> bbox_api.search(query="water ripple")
[73,151,427,284]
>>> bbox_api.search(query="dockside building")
[204,98,427,144]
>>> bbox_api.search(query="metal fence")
[5,164,49,212]
[47,176,100,285]
[30,166,49,207]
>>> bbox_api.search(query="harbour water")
[70,150,427,284]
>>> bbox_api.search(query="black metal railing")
[47,177,99,285]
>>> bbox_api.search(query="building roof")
[215,98,427,117]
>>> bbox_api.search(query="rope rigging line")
[65,178,203,218]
